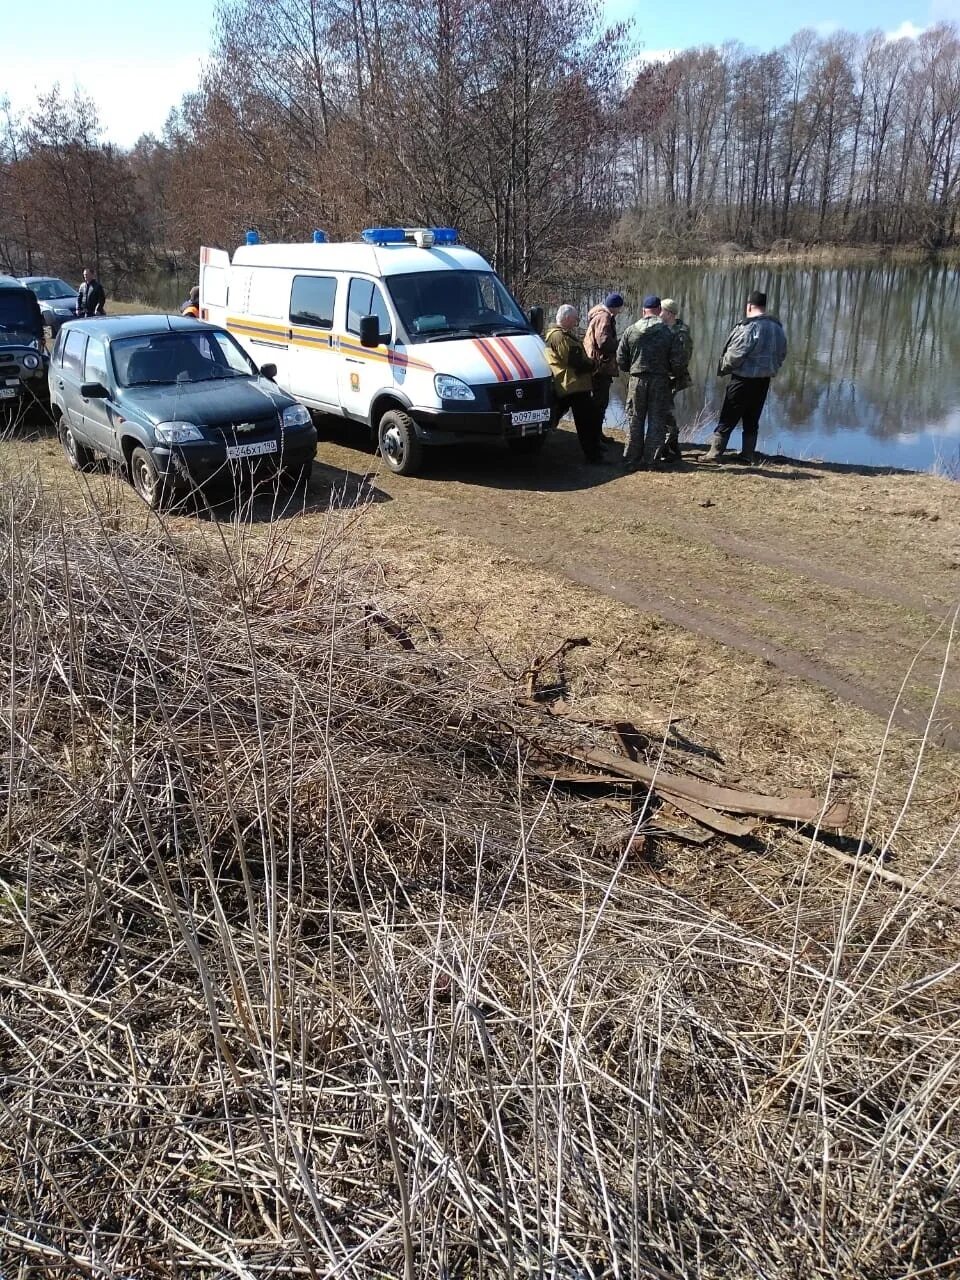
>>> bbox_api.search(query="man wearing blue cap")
[616,295,689,471]
[583,292,624,445]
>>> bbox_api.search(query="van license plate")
[0,388,17,399]
[511,408,550,427]
[227,440,277,459]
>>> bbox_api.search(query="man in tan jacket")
[544,305,603,463]
[583,291,624,445]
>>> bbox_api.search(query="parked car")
[0,275,49,417]
[48,315,318,509]
[20,275,78,335]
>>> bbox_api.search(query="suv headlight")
[434,374,475,401]
[155,421,204,444]
[282,403,312,428]
[22,353,40,370]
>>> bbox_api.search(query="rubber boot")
[736,429,758,466]
[699,432,726,463]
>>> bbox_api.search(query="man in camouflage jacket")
[660,298,692,461]
[616,295,689,470]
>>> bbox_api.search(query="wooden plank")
[659,793,758,838]
[556,745,850,828]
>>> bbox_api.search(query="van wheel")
[129,446,171,510]
[378,410,423,476]
[507,434,546,455]
[60,419,97,471]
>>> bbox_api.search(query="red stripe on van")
[473,338,510,382]
[495,336,534,380]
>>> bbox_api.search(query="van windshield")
[386,271,529,343]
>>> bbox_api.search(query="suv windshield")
[0,290,43,342]
[29,279,74,301]
[111,329,258,386]
[386,270,529,343]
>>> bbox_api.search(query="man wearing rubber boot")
[701,290,786,466]
[660,298,692,462]
[616,296,688,472]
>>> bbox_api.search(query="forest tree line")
[2,1,960,300]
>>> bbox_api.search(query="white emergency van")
[199,227,554,476]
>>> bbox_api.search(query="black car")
[0,276,49,419]
[48,315,318,508]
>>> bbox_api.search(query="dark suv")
[0,276,49,420]
[48,315,318,508]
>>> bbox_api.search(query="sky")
[4,0,960,147]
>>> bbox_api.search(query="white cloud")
[886,20,925,40]
[3,53,203,148]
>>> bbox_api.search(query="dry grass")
[1,468,959,1277]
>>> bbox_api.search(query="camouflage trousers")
[624,374,673,465]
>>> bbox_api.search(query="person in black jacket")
[77,268,106,318]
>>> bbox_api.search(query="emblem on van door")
[515,387,524,400]
[350,372,360,392]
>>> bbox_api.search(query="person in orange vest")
[180,286,200,318]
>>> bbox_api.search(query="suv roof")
[0,275,28,289]
[59,314,222,343]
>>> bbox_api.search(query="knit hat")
[747,289,767,308]
[660,297,678,314]
[604,292,624,309]
[642,294,661,309]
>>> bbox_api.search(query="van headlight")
[434,374,475,401]
[155,421,204,443]
[282,404,312,428]
[22,353,40,370]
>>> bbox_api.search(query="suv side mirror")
[528,305,544,336]
[260,362,277,380]
[80,381,108,398]
[359,314,384,348]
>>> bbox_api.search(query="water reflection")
[576,263,960,471]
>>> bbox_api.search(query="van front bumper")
[410,406,554,445]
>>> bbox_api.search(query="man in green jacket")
[660,298,692,462]
[616,295,688,471]
[544,305,603,463]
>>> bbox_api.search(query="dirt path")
[311,422,960,750]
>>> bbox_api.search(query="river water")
[581,261,960,473]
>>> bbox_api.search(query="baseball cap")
[642,294,661,309]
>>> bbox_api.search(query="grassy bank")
[0,448,958,1275]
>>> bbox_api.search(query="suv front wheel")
[60,419,97,472]
[129,446,171,510]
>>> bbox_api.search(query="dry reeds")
[0,473,958,1278]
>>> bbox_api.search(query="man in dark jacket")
[701,289,786,466]
[616,295,688,471]
[583,291,624,445]
[77,268,106,318]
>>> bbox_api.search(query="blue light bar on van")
[312,229,328,243]
[245,229,260,245]
[361,227,406,244]
[431,227,459,244]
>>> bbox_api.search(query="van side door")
[338,277,393,424]
[287,274,339,411]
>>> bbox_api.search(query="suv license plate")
[511,408,550,427]
[227,440,277,459]
[0,388,17,400]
